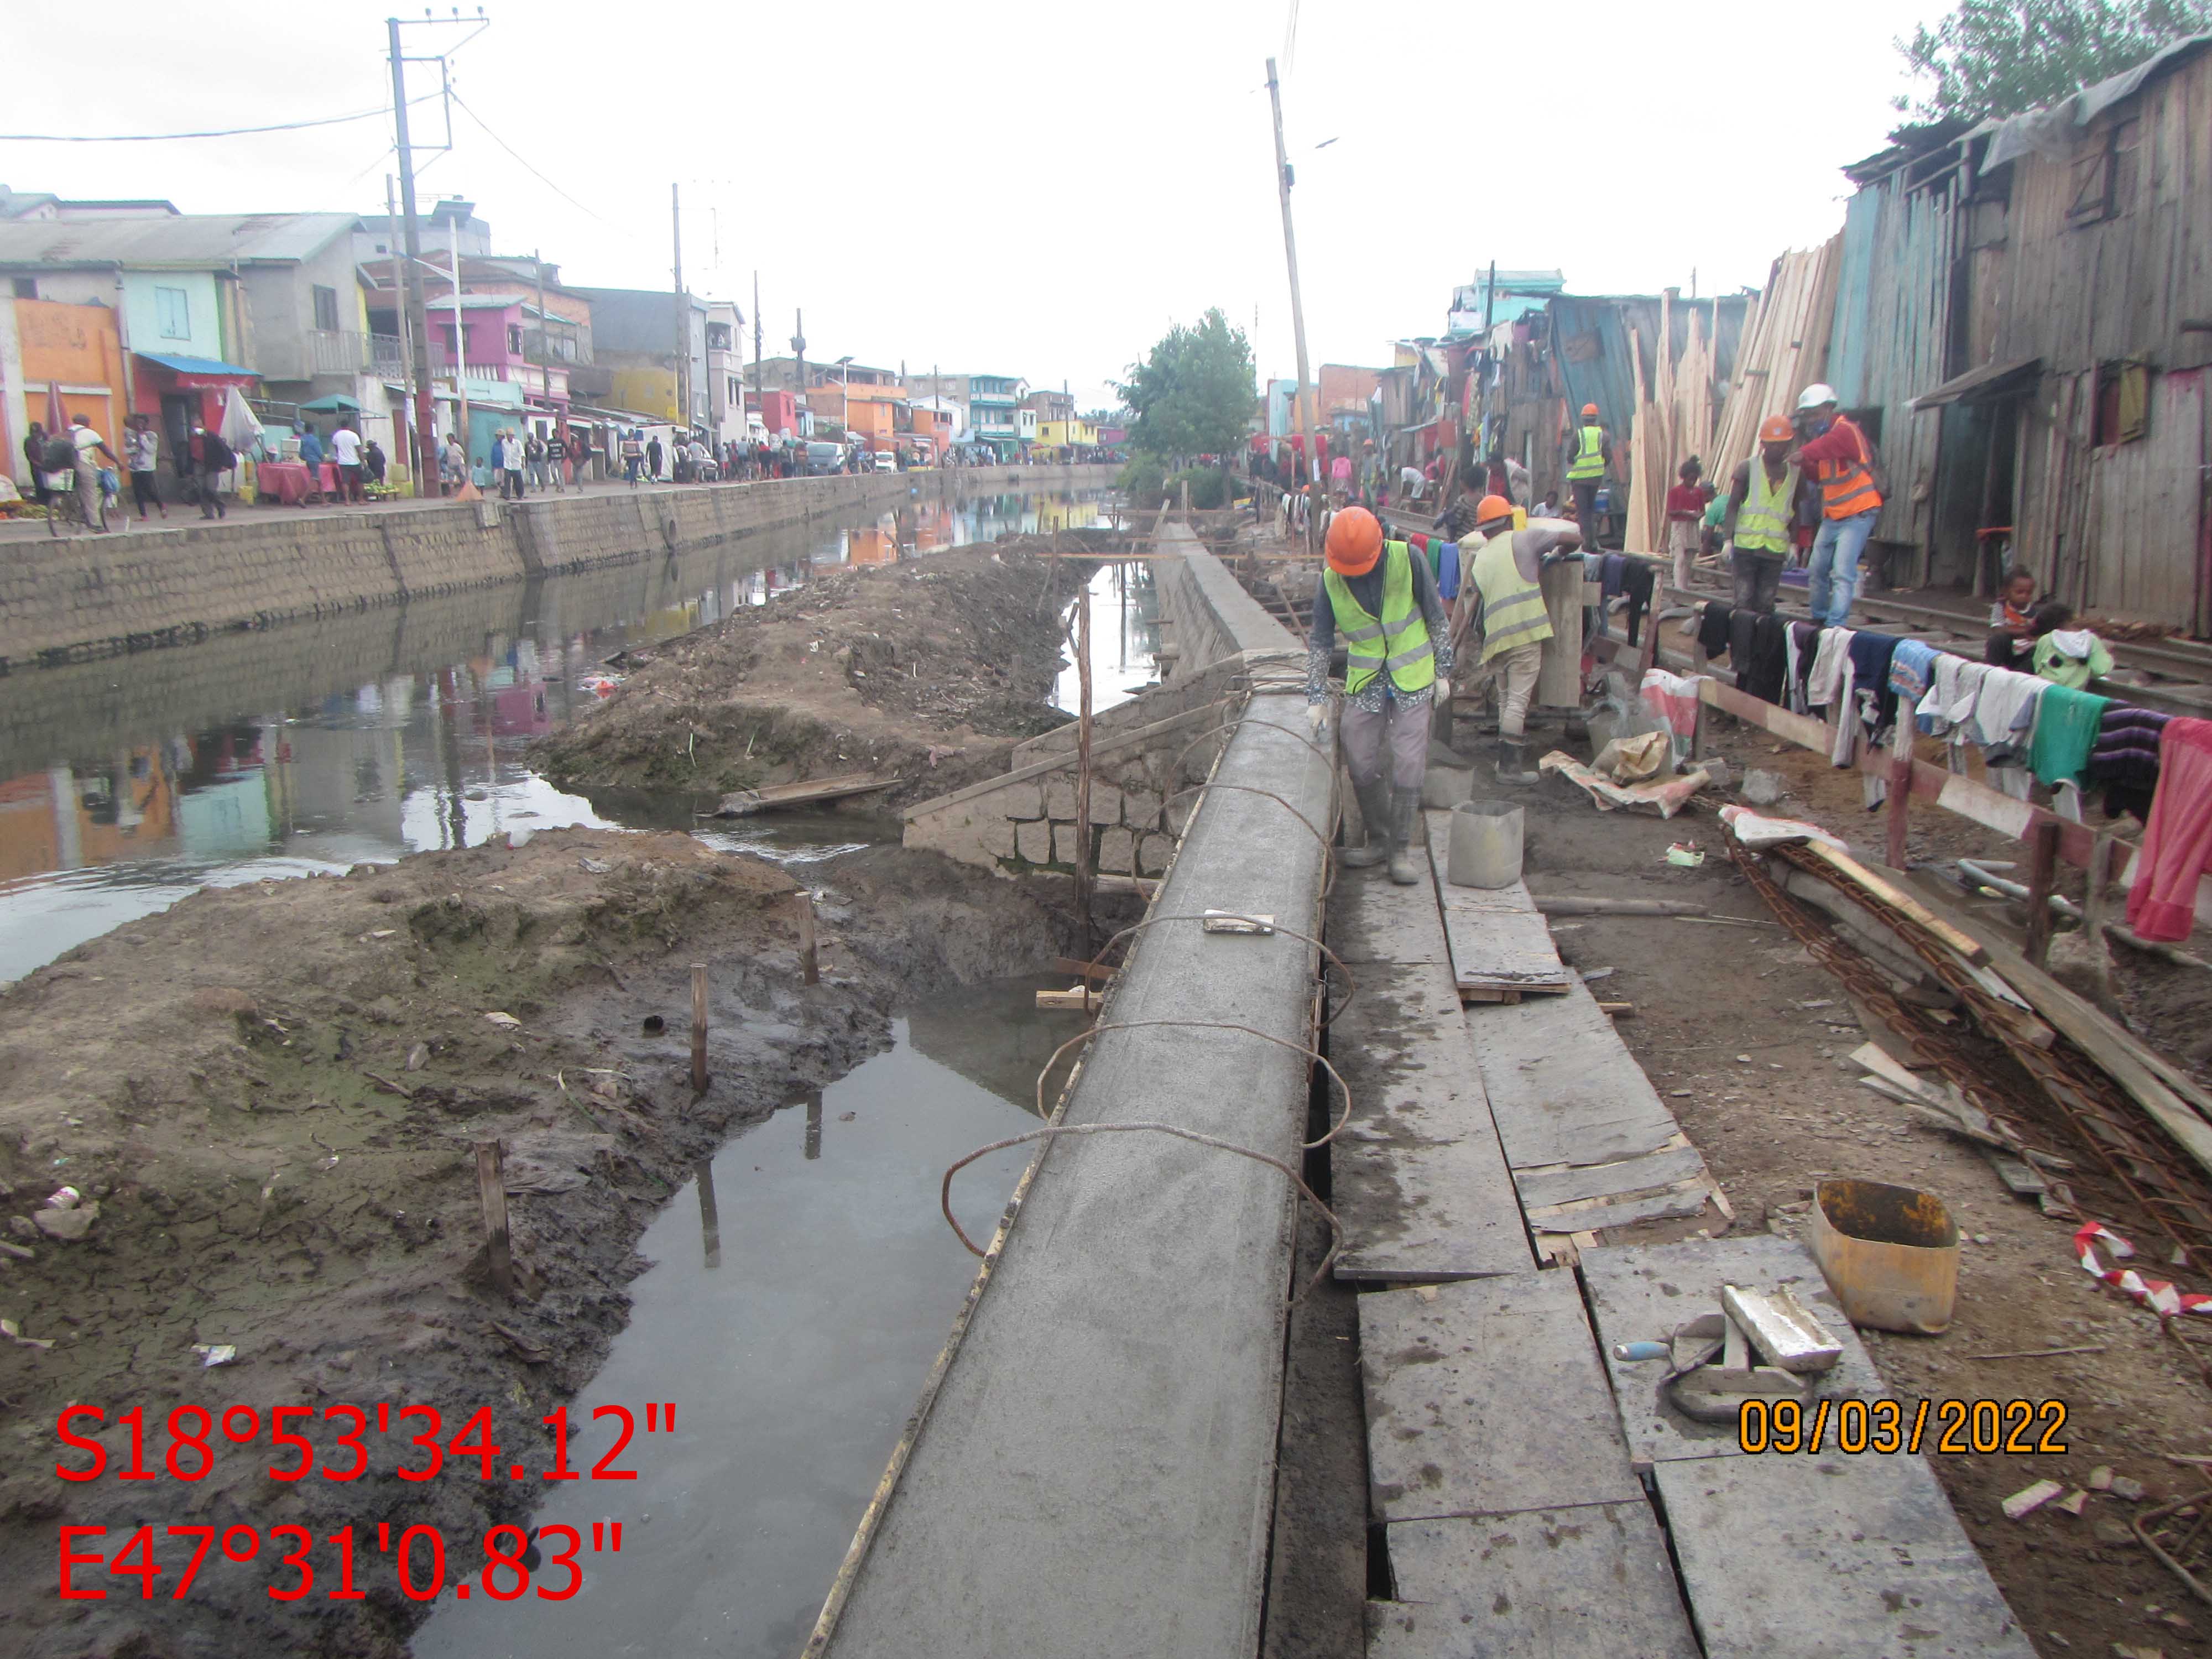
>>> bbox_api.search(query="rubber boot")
[1338,774,1392,869]
[1496,735,1538,784]
[1387,786,1422,885]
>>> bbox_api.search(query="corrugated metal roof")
[0,212,359,268]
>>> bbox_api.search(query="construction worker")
[1563,401,1611,550]
[1719,416,1802,614]
[1454,494,1584,778]
[1790,384,1884,625]
[1306,506,1453,884]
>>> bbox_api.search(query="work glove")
[1306,702,1328,737]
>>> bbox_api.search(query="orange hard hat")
[1324,505,1383,575]
[1759,415,1796,444]
[1581,403,1599,418]
[1477,493,1515,525]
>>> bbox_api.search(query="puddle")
[1053,560,1160,717]
[411,977,1070,1658]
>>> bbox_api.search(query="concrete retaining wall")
[0,464,1118,669]
[816,523,1333,1655]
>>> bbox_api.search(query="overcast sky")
[4,0,1942,409]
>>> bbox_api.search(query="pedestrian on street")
[1719,418,1801,614]
[329,421,366,504]
[440,434,467,496]
[1305,505,1454,885]
[363,438,387,489]
[545,429,567,491]
[1455,494,1583,779]
[193,425,234,519]
[1790,383,1885,627]
[646,434,664,483]
[1563,402,1612,550]
[622,429,644,487]
[22,422,53,509]
[297,422,327,505]
[69,414,121,532]
[500,430,526,500]
[525,431,549,493]
[123,414,167,520]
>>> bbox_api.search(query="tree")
[1896,0,2211,120]
[1113,309,1256,464]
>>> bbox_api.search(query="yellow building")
[1034,418,1096,450]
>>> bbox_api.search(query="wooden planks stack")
[1705,235,1843,489]
[1621,298,1721,555]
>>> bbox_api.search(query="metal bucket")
[1447,800,1524,890]
[1809,1178,1959,1334]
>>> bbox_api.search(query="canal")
[0,484,1145,981]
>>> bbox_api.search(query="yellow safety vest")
[1567,424,1607,481]
[1734,458,1799,556]
[1324,541,1436,696]
[1470,531,1554,664]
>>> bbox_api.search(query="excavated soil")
[534,544,1094,812]
[0,827,1081,1658]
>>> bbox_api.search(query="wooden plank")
[1359,1273,1642,1523]
[1798,842,1990,964]
[1656,1453,2036,1658]
[1369,1507,1699,1659]
[1425,815,1571,992]
[1470,978,1685,1170]
[1326,856,1449,968]
[1580,1235,1890,1471]
[1512,1143,1709,1209]
[1525,1178,1714,1232]
[1329,960,1532,1282]
[713,771,901,816]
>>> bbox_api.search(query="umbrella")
[296,393,362,413]
[45,380,66,435]
[218,387,264,453]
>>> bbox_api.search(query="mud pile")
[0,827,1078,1657]
[535,545,1091,809]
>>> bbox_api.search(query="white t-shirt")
[71,425,105,464]
[328,428,362,466]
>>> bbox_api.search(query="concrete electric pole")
[1265,56,1319,551]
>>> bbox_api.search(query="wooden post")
[797,890,819,985]
[2081,827,2120,1012]
[695,1157,721,1271]
[2022,817,2063,966]
[690,962,708,1094]
[474,1139,514,1298]
[1884,723,1914,870]
[1074,576,1094,943]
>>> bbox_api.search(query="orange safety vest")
[1811,416,1882,520]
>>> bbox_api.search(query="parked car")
[872,451,896,472]
[803,441,844,476]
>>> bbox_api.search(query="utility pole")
[671,184,688,435]
[1265,57,1318,551]
[534,249,551,424]
[385,174,416,494]
[793,309,807,434]
[388,17,438,495]
[448,223,468,458]
[751,270,761,392]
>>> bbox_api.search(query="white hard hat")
[1796,383,1839,411]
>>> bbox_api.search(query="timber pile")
[1623,295,1724,554]
[1705,236,1843,488]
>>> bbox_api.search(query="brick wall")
[0,465,1118,669]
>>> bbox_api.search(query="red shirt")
[1665,483,1705,521]
[1794,417,1868,465]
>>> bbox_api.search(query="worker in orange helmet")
[1562,400,1612,551]
[1719,415,1804,614]
[1453,494,1584,779]
[1307,505,1453,883]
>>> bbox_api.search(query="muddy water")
[411,980,1069,1659]
[0,488,1107,980]
[1053,558,1162,715]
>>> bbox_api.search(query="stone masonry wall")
[0,465,1117,669]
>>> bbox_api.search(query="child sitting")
[1985,566,2041,666]
[2030,602,2114,690]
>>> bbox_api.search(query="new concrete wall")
[815,524,1332,1656]
[0,464,1117,668]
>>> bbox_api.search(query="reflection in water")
[695,1158,722,1271]
[0,491,1105,980]
[411,984,1066,1659]
[1054,559,1162,716]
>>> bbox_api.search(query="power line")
[0,100,431,144]
[446,89,604,223]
